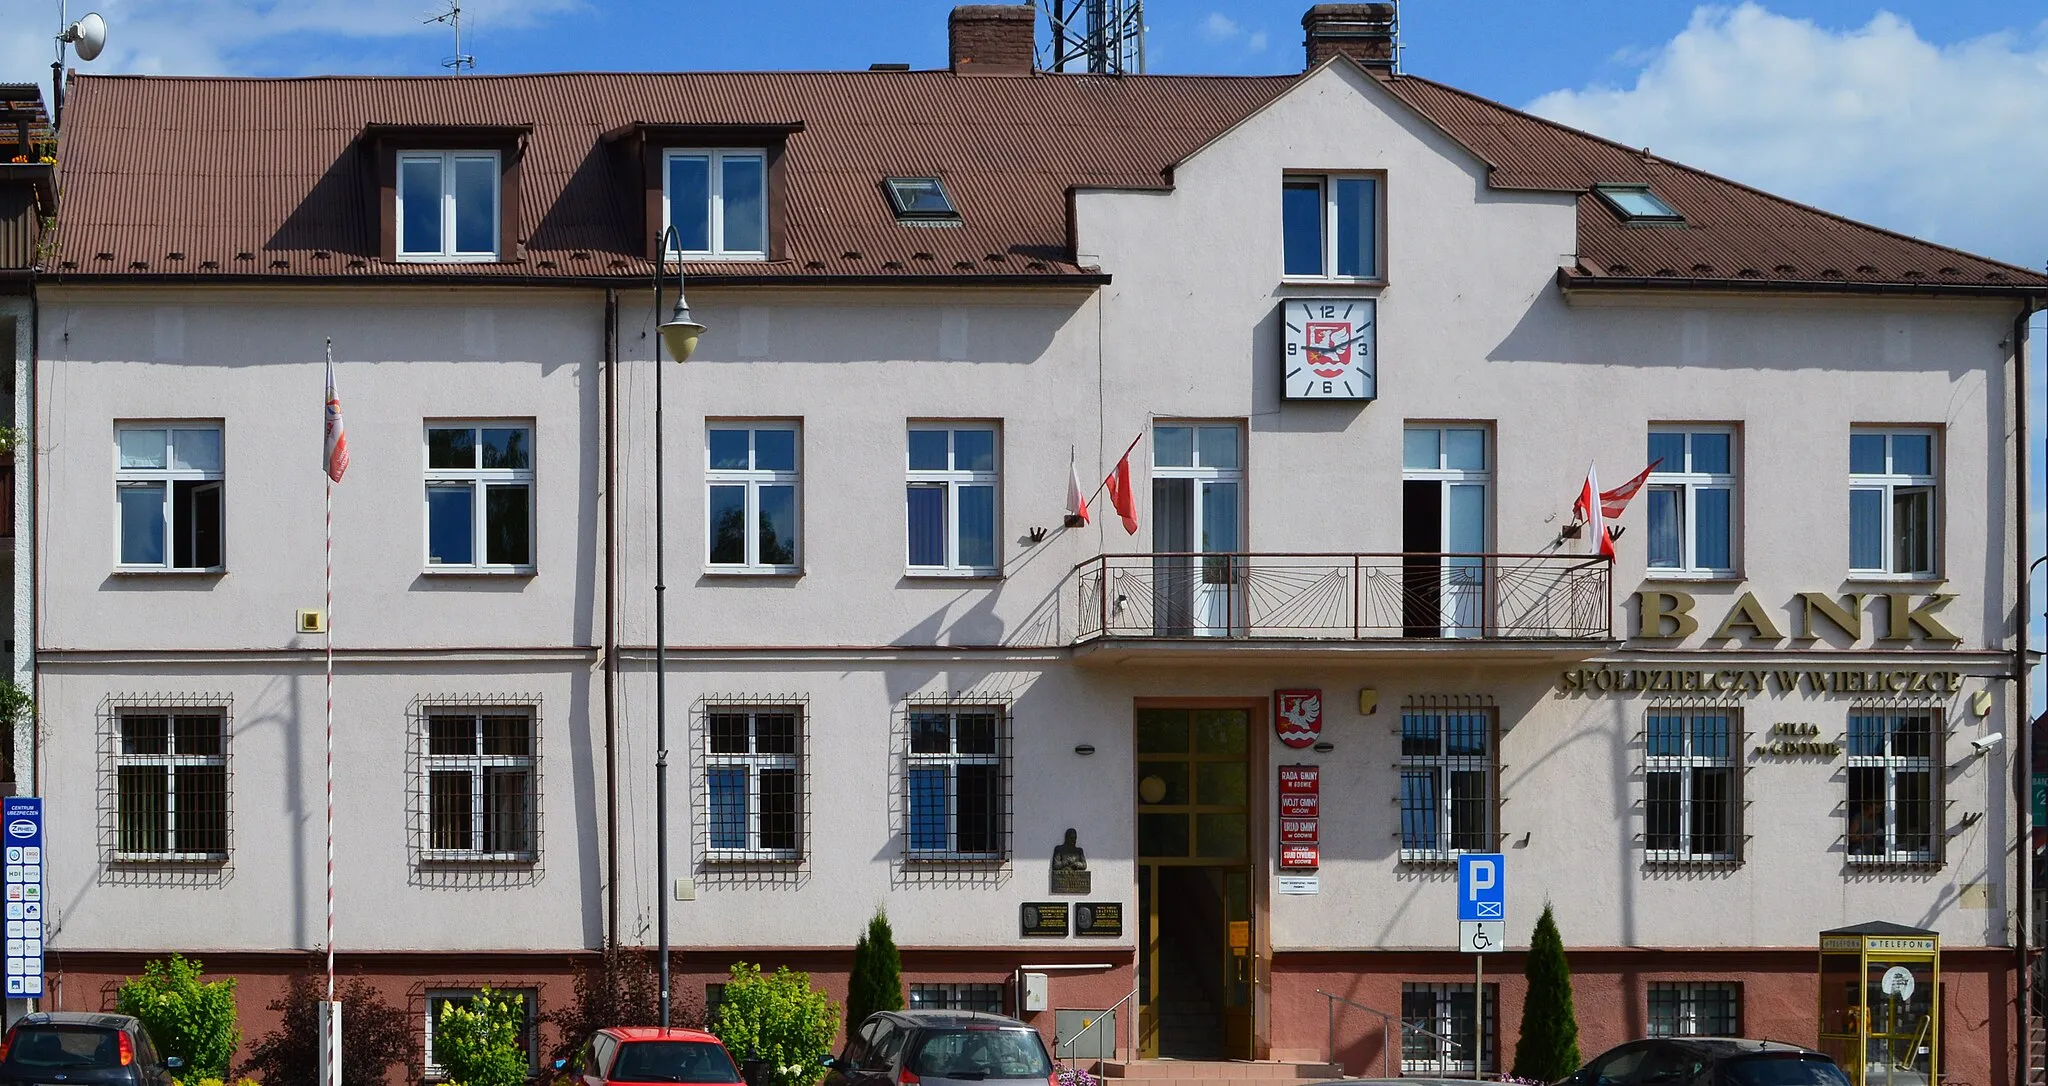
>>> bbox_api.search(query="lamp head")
[658,297,705,363]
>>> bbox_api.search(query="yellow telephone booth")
[1818,922,1939,1086]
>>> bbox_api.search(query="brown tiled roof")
[47,63,2048,294]
[1382,74,2048,293]
[50,70,1292,283]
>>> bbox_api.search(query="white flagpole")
[321,339,340,1086]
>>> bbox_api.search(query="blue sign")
[1457,852,1505,923]
[3,797,44,998]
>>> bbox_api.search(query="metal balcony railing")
[1075,551,1611,642]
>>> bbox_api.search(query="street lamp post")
[652,226,706,1029]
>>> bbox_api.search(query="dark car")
[555,1026,745,1086]
[0,1012,181,1085]
[1564,1038,1851,1086]
[824,1010,1053,1086]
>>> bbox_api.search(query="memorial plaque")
[1074,902,1123,937]
[1021,902,1070,937]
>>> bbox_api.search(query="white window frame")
[704,423,802,573]
[1281,172,1384,281]
[112,707,230,862]
[1647,982,1740,1037]
[423,421,536,573]
[1397,707,1495,862]
[1849,427,1939,578]
[905,705,1009,861]
[1645,426,1738,578]
[1401,425,1492,639]
[421,707,538,863]
[396,150,500,262]
[1400,982,1495,1075]
[114,423,225,573]
[1643,709,1740,863]
[424,987,537,1080]
[905,423,1001,577]
[663,148,769,260]
[1846,708,1941,865]
[704,706,805,861]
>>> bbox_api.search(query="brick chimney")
[1302,3,1397,70]
[950,5,1036,75]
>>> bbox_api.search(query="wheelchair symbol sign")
[1460,920,1505,954]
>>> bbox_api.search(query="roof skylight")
[885,177,960,222]
[1595,185,1683,223]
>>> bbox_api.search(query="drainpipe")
[2018,298,2044,1086]
[603,288,620,951]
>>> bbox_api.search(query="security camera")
[1970,732,2004,754]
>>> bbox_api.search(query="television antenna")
[50,2,108,127]
[427,1,476,74]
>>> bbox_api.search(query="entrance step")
[1098,1061,1344,1081]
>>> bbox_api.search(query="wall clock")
[1281,298,1376,400]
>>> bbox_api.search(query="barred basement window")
[705,706,804,860]
[115,709,229,861]
[1399,708,1494,862]
[1846,708,1939,864]
[424,708,537,861]
[1400,982,1495,1074]
[906,706,1010,860]
[909,983,1004,1014]
[1644,709,1740,863]
[1648,982,1740,1037]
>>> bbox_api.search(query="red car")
[556,1026,746,1086]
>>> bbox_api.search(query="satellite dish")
[65,12,107,62]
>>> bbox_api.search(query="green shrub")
[709,964,839,1086]
[845,909,904,1036]
[1510,903,1581,1081]
[434,987,530,1086]
[116,954,240,1081]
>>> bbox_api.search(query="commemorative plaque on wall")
[1021,902,1070,937]
[1074,902,1123,937]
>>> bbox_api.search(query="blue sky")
[6,0,2048,694]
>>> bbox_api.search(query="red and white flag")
[324,351,349,483]
[1066,457,1090,525]
[1104,450,1139,535]
[1598,458,1660,519]
[1573,463,1611,559]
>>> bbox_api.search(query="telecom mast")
[1044,0,1144,75]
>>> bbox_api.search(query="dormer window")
[664,149,766,259]
[885,177,960,223]
[1595,185,1684,224]
[397,151,501,261]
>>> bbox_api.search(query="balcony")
[1072,551,1615,664]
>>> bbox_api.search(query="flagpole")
[324,337,336,1007]
[1082,430,1147,507]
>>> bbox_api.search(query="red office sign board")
[1280,844,1320,870]
[1281,818,1319,843]
[1279,764,1319,793]
[1281,793,1318,818]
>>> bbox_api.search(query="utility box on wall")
[1021,972,1049,1013]
[1054,1009,1116,1060]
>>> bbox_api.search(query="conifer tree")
[1511,903,1581,1081]
[846,908,905,1036]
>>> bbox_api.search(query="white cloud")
[1200,12,1241,43]
[0,0,583,87]
[1526,4,2048,269]
[1247,30,1268,54]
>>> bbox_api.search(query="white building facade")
[24,6,2048,1084]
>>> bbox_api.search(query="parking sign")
[1457,852,1504,923]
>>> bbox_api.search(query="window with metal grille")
[1648,982,1740,1037]
[906,707,1008,859]
[1399,708,1494,861]
[424,708,537,861]
[425,988,537,1079]
[1400,982,1495,1074]
[705,707,803,860]
[1645,709,1740,863]
[909,983,1004,1014]
[114,709,228,860]
[1846,709,1939,864]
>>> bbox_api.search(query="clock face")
[1281,298,1376,400]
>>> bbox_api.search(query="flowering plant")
[1056,1068,1101,1086]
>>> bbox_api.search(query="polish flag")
[324,354,349,483]
[1598,458,1661,520]
[1104,451,1139,535]
[1066,459,1090,525]
[1573,463,1610,559]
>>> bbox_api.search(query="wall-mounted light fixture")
[1074,743,1096,756]
[1312,741,1335,754]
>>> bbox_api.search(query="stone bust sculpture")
[1052,828,1087,871]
